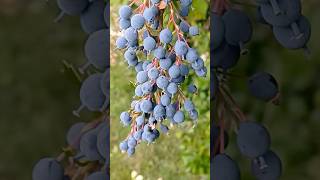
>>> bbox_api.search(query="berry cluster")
[256,0,311,53]
[116,0,207,156]
[210,0,311,179]
[33,0,110,179]
[32,119,109,180]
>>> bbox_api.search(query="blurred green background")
[110,0,210,179]
[214,0,320,180]
[0,1,96,179]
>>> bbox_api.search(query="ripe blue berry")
[136,71,148,84]
[127,147,135,156]
[120,112,131,126]
[189,26,199,36]
[248,72,279,102]
[167,82,178,95]
[131,14,145,30]
[184,99,194,111]
[154,46,166,59]
[148,67,160,80]
[119,18,130,30]
[168,64,181,79]
[160,94,171,106]
[119,140,128,152]
[179,21,189,33]
[160,28,173,44]
[159,58,172,70]
[116,36,127,49]
[173,111,184,123]
[143,36,156,51]
[140,99,153,113]
[186,48,198,63]
[156,76,169,89]
[143,7,157,24]
[119,5,132,19]
[174,40,188,56]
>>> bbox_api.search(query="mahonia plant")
[211,0,311,179]
[116,0,207,156]
[32,1,110,180]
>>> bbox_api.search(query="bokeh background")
[110,0,210,179]
[213,0,320,180]
[0,0,99,179]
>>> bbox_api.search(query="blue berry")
[171,75,185,83]
[131,100,138,109]
[184,99,194,111]
[160,124,169,134]
[179,21,189,33]
[148,67,160,80]
[189,26,199,36]
[154,104,166,120]
[124,27,138,42]
[140,99,153,113]
[160,94,171,106]
[143,7,157,24]
[154,46,166,59]
[135,62,143,72]
[136,71,148,84]
[148,116,156,124]
[128,136,137,148]
[179,64,189,76]
[134,130,143,140]
[189,109,198,120]
[135,85,143,97]
[160,28,173,44]
[127,58,138,67]
[174,40,188,56]
[248,72,279,102]
[131,14,145,30]
[127,147,135,156]
[143,124,151,132]
[145,131,156,143]
[127,39,138,48]
[188,84,197,93]
[237,122,271,158]
[143,36,156,51]
[119,5,132,19]
[167,82,178,95]
[159,58,172,70]
[136,115,145,126]
[119,140,128,152]
[195,67,207,77]
[141,81,153,94]
[186,48,198,63]
[124,49,136,61]
[156,76,169,89]
[119,18,130,30]
[168,65,181,79]
[166,104,176,118]
[120,112,131,126]
[180,5,190,17]
[142,60,151,70]
[173,111,184,123]
[116,36,127,49]
[153,129,160,139]
[134,102,141,112]
[191,58,204,70]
